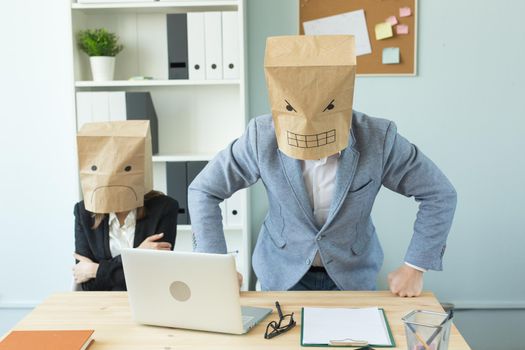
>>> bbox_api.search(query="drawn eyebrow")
[323,99,336,112]
[285,99,297,112]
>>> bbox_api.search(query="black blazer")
[74,195,178,291]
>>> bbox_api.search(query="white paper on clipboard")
[302,307,393,346]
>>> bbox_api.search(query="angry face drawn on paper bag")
[264,35,356,160]
[77,121,153,214]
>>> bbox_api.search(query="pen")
[426,309,454,345]
[328,339,368,346]
[406,324,432,350]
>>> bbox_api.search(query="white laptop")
[121,249,272,334]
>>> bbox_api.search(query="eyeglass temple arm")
[275,301,284,319]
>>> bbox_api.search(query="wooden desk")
[4,291,471,349]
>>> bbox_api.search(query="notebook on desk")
[0,330,94,350]
[301,307,395,347]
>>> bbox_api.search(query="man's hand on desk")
[73,254,99,284]
[387,265,423,297]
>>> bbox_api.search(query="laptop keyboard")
[242,315,255,325]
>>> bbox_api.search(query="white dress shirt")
[301,154,426,272]
[108,209,137,258]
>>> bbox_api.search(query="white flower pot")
[90,56,115,81]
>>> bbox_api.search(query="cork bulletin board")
[299,0,418,76]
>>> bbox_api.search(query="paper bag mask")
[264,35,356,160]
[77,120,153,214]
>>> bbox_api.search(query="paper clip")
[328,338,369,347]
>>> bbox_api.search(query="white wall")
[0,0,79,331]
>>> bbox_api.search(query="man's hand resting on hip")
[388,265,424,297]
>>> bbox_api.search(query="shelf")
[72,1,239,14]
[70,0,251,291]
[75,79,240,88]
[153,154,216,162]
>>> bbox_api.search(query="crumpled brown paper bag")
[77,120,153,214]
[264,35,356,160]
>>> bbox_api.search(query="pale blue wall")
[247,0,525,305]
[0,310,31,337]
[246,1,525,349]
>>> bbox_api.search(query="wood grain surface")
[4,291,471,350]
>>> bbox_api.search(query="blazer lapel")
[102,216,111,258]
[322,129,360,231]
[133,217,145,247]
[278,151,318,230]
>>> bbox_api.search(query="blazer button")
[306,259,311,265]
[317,236,322,241]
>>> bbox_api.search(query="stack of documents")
[301,307,394,347]
[167,12,239,81]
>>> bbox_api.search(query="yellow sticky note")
[375,22,393,40]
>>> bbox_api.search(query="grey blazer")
[188,112,457,291]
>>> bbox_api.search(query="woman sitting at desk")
[72,121,178,291]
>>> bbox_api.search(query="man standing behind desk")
[188,35,457,296]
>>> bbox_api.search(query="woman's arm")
[74,203,126,291]
[74,198,179,291]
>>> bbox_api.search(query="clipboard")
[300,307,396,347]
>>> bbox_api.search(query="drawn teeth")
[286,129,336,148]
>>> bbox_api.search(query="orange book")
[0,330,94,350]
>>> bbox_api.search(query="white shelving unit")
[152,154,215,162]
[70,0,251,290]
[75,79,240,87]
[72,1,238,13]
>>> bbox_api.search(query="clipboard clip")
[328,338,369,347]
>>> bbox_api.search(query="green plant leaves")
[77,28,124,57]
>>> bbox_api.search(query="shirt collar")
[109,209,137,229]
[315,151,342,164]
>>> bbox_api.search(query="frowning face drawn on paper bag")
[77,121,153,214]
[264,35,356,160]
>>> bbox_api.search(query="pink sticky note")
[400,7,412,17]
[396,24,409,35]
[386,16,398,26]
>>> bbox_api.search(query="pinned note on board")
[382,47,400,64]
[386,16,398,26]
[303,9,372,56]
[375,22,393,40]
[396,24,409,35]
[400,7,412,17]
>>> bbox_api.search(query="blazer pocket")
[348,179,374,198]
[351,223,372,256]
[263,220,286,249]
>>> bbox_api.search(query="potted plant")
[77,28,124,81]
